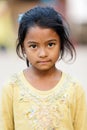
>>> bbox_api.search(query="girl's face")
[23,26,60,71]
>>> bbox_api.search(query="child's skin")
[23,26,62,91]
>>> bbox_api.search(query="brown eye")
[29,44,37,49]
[48,43,55,48]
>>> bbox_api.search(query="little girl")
[1,6,87,130]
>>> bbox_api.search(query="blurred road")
[0,45,87,99]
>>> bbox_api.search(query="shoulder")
[63,72,85,98]
[2,71,23,92]
[63,72,83,86]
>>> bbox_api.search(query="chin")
[36,66,54,72]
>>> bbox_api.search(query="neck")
[24,66,62,91]
[28,66,59,79]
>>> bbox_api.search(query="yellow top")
[1,71,87,130]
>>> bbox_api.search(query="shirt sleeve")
[1,83,14,130]
[74,84,87,130]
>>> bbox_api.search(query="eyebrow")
[47,39,57,42]
[27,41,38,44]
[27,39,57,44]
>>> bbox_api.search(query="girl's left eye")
[48,43,55,47]
[29,44,37,49]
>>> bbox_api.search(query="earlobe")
[22,47,26,56]
[22,50,26,59]
[24,53,26,58]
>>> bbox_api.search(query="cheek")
[53,47,60,60]
[54,52,60,61]
[26,52,36,63]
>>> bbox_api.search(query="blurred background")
[0,0,87,98]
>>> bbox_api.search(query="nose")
[38,48,47,58]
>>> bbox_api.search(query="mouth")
[37,60,51,64]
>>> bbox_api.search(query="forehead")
[25,26,59,40]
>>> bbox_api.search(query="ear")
[22,47,26,58]
[22,47,26,54]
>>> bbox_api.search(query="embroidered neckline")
[20,71,65,95]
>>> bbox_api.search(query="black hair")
[16,6,76,67]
